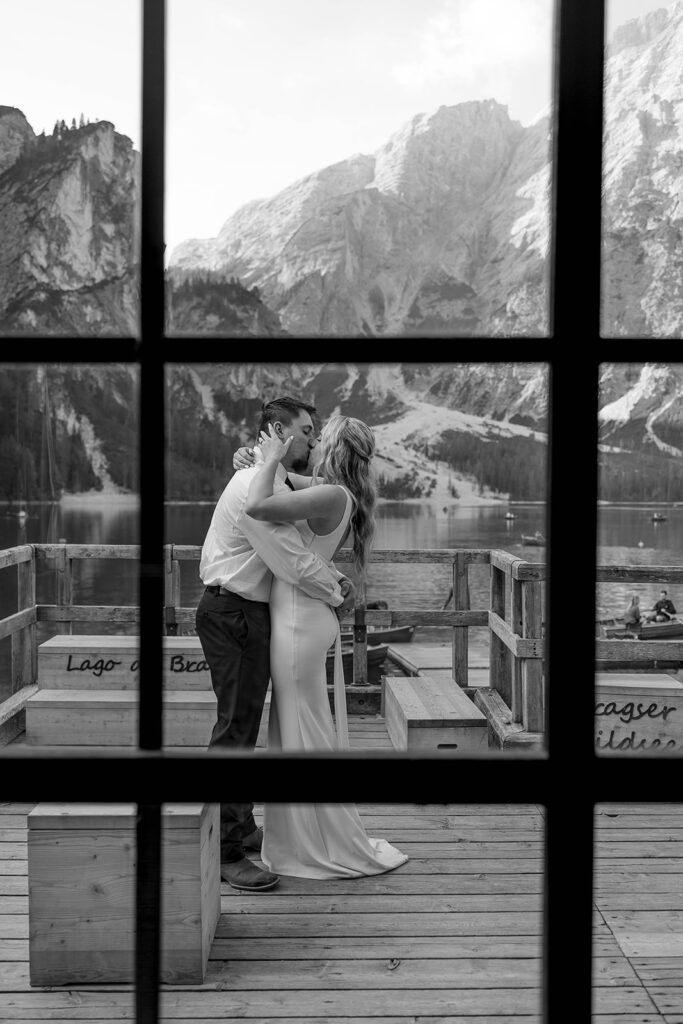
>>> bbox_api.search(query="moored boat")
[601,617,683,640]
[325,643,389,685]
[521,532,545,546]
[341,624,416,646]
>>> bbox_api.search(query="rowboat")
[341,625,416,646]
[602,617,683,640]
[652,513,667,522]
[521,533,545,546]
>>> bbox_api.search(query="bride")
[243,414,408,879]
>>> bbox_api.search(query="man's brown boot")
[221,856,279,891]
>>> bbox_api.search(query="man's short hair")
[258,396,317,436]
[661,589,668,595]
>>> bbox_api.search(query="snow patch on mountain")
[372,398,545,505]
[598,363,676,424]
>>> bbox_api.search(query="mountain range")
[1,3,683,336]
[0,363,681,505]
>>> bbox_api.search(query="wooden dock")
[2,745,683,1021]
[388,641,491,688]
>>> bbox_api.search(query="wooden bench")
[38,635,213,690]
[595,672,683,754]
[25,689,217,746]
[27,803,220,986]
[384,675,488,751]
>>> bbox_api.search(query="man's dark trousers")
[195,587,271,863]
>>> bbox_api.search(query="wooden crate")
[384,675,488,751]
[25,689,217,747]
[27,803,220,986]
[38,635,213,690]
[595,672,683,754]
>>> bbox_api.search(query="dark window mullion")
[546,0,604,1020]
[138,0,166,1020]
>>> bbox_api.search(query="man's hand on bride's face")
[233,446,256,470]
[258,424,293,464]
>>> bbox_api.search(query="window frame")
[4,2,675,1023]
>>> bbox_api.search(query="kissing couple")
[195,395,408,891]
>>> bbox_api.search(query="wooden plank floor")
[0,714,546,1023]
[3,747,682,1020]
[594,803,683,1024]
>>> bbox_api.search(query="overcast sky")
[0,0,673,257]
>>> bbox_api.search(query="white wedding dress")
[261,486,408,878]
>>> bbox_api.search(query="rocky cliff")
[169,2,683,338]
[171,101,551,337]
[602,2,683,336]
[0,110,140,335]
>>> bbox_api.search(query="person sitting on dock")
[645,590,677,623]
[623,594,641,628]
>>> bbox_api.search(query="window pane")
[167,0,554,338]
[0,364,140,743]
[602,1,682,337]
[594,803,683,1015]
[596,361,683,756]
[0,1,141,337]
[164,361,548,756]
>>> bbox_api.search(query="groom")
[196,396,355,892]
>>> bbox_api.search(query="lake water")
[1,501,681,699]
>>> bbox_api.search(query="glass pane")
[0,1,141,337]
[602,1,682,337]
[596,361,683,756]
[594,803,683,1014]
[164,361,549,755]
[0,363,140,739]
[167,0,554,337]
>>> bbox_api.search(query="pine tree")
[71,117,77,131]
[53,120,59,137]
[59,119,67,134]
[79,113,85,128]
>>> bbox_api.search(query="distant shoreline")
[0,496,679,508]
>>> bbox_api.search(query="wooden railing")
[1,543,551,739]
[489,550,546,733]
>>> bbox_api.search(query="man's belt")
[205,585,233,596]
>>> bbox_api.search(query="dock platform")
[2,757,683,1020]
[388,641,491,688]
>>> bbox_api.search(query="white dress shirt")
[199,463,343,606]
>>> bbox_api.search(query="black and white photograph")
[1,0,683,1021]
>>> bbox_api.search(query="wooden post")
[164,546,180,636]
[451,553,470,687]
[353,605,368,685]
[54,543,73,636]
[510,577,524,722]
[11,548,36,692]
[489,565,511,705]
[522,580,544,733]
